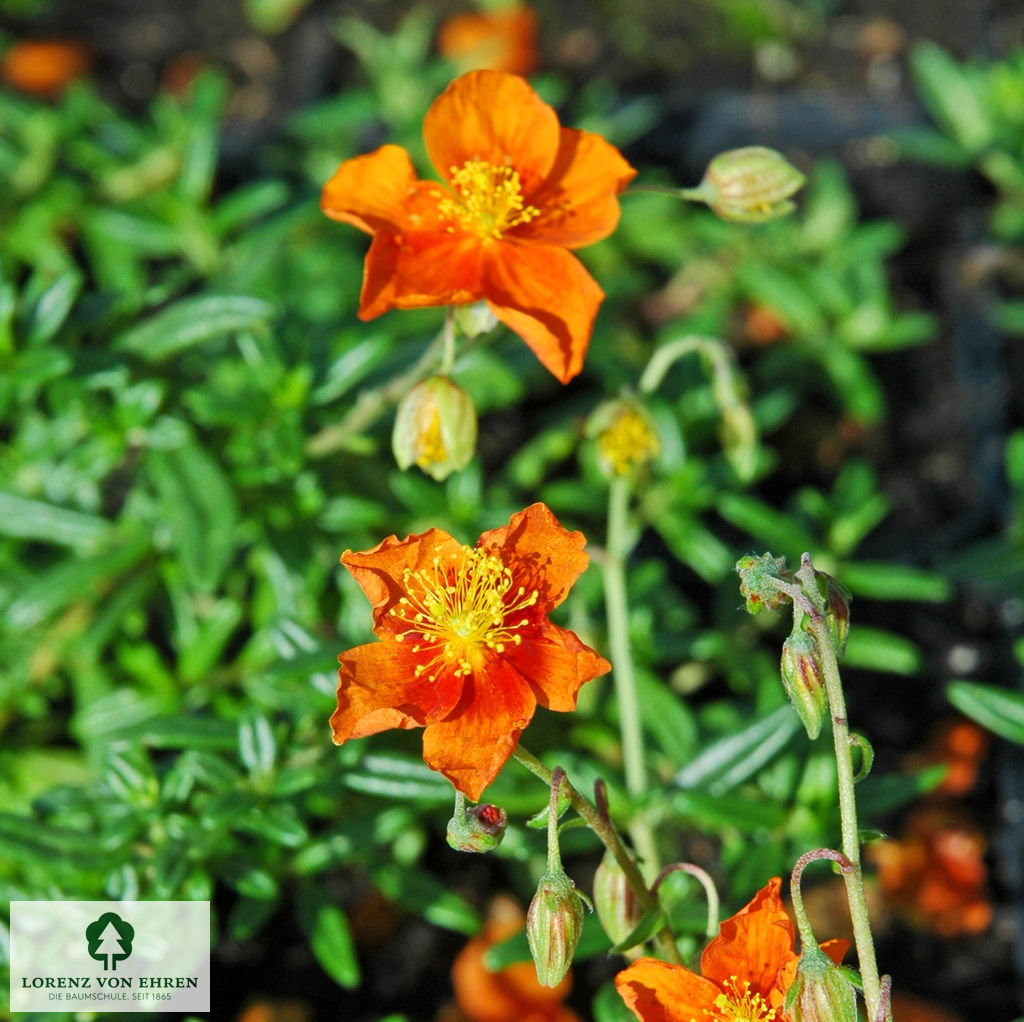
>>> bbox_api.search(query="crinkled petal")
[700,877,796,994]
[477,502,590,614]
[331,640,465,742]
[421,659,536,799]
[423,70,560,195]
[504,621,610,712]
[358,229,484,320]
[615,958,720,1022]
[341,529,463,633]
[321,145,423,234]
[482,242,603,383]
[523,128,637,248]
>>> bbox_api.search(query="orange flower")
[321,70,636,384]
[451,894,580,1022]
[438,5,539,76]
[867,804,991,936]
[1,39,90,97]
[331,503,610,799]
[615,878,847,1022]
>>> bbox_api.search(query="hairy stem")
[512,745,681,964]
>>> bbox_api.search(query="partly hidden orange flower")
[1,38,90,97]
[438,4,539,76]
[331,503,610,800]
[450,894,580,1022]
[615,878,848,1022]
[321,69,636,384]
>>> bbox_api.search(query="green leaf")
[948,680,1024,745]
[114,294,277,361]
[843,626,921,675]
[673,705,799,795]
[146,442,239,593]
[238,710,276,776]
[910,41,993,154]
[110,715,237,751]
[671,789,788,831]
[636,668,698,764]
[371,864,480,935]
[841,562,951,602]
[716,492,816,555]
[340,752,454,803]
[24,269,82,345]
[0,491,114,550]
[297,880,361,989]
[593,978,640,1022]
[609,907,667,954]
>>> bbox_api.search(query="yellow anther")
[437,159,540,239]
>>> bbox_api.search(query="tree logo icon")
[85,912,134,971]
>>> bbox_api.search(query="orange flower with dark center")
[321,70,636,384]
[331,503,610,799]
[438,4,539,76]
[615,879,847,1022]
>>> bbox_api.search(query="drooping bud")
[526,866,588,987]
[587,398,660,479]
[735,552,792,615]
[453,301,499,339]
[781,628,828,739]
[392,375,477,481]
[592,852,642,948]
[446,800,508,853]
[697,146,806,223]
[786,945,859,1022]
[815,571,851,659]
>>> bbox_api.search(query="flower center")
[390,544,539,680]
[700,977,778,1022]
[437,159,540,239]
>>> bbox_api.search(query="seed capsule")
[699,146,806,223]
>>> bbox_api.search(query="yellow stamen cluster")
[437,159,540,239]
[390,544,539,681]
[597,407,660,476]
[700,976,778,1022]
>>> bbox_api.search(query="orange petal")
[615,958,720,1022]
[700,877,796,994]
[421,661,536,800]
[332,640,465,742]
[505,621,610,712]
[423,70,560,196]
[359,229,484,320]
[482,242,603,383]
[342,529,463,632]
[524,128,637,248]
[321,145,424,234]
[478,502,591,614]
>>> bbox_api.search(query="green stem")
[794,556,887,1022]
[440,306,456,375]
[546,767,565,873]
[652,863,720,938]
[603,475,660,879]
[790,848,853,951]
[512,745,681,965]
[627,183,710,204]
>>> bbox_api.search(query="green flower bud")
[699,146,806,223]
[786,946,859,1022]
[526,866,588,987]
[446,801,507,853]
[815,571,851,659]
[781,628,828,739]
[592,852,641,948]
[587,398,660,478]
[392,375,477,481]
[735,552,792,615]
[453,301,498,339]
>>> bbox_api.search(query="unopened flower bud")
[526,866,588,987]
[446,801,507,853]
[453,301,499,339]
[781,628,827,739]
[787,946,858,1022]
[815,571,851,659]
[588,398,660,478]
[735,552,791,615]
[698,146,805,223]
[592,852,642,948]
[392,375,477,481]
